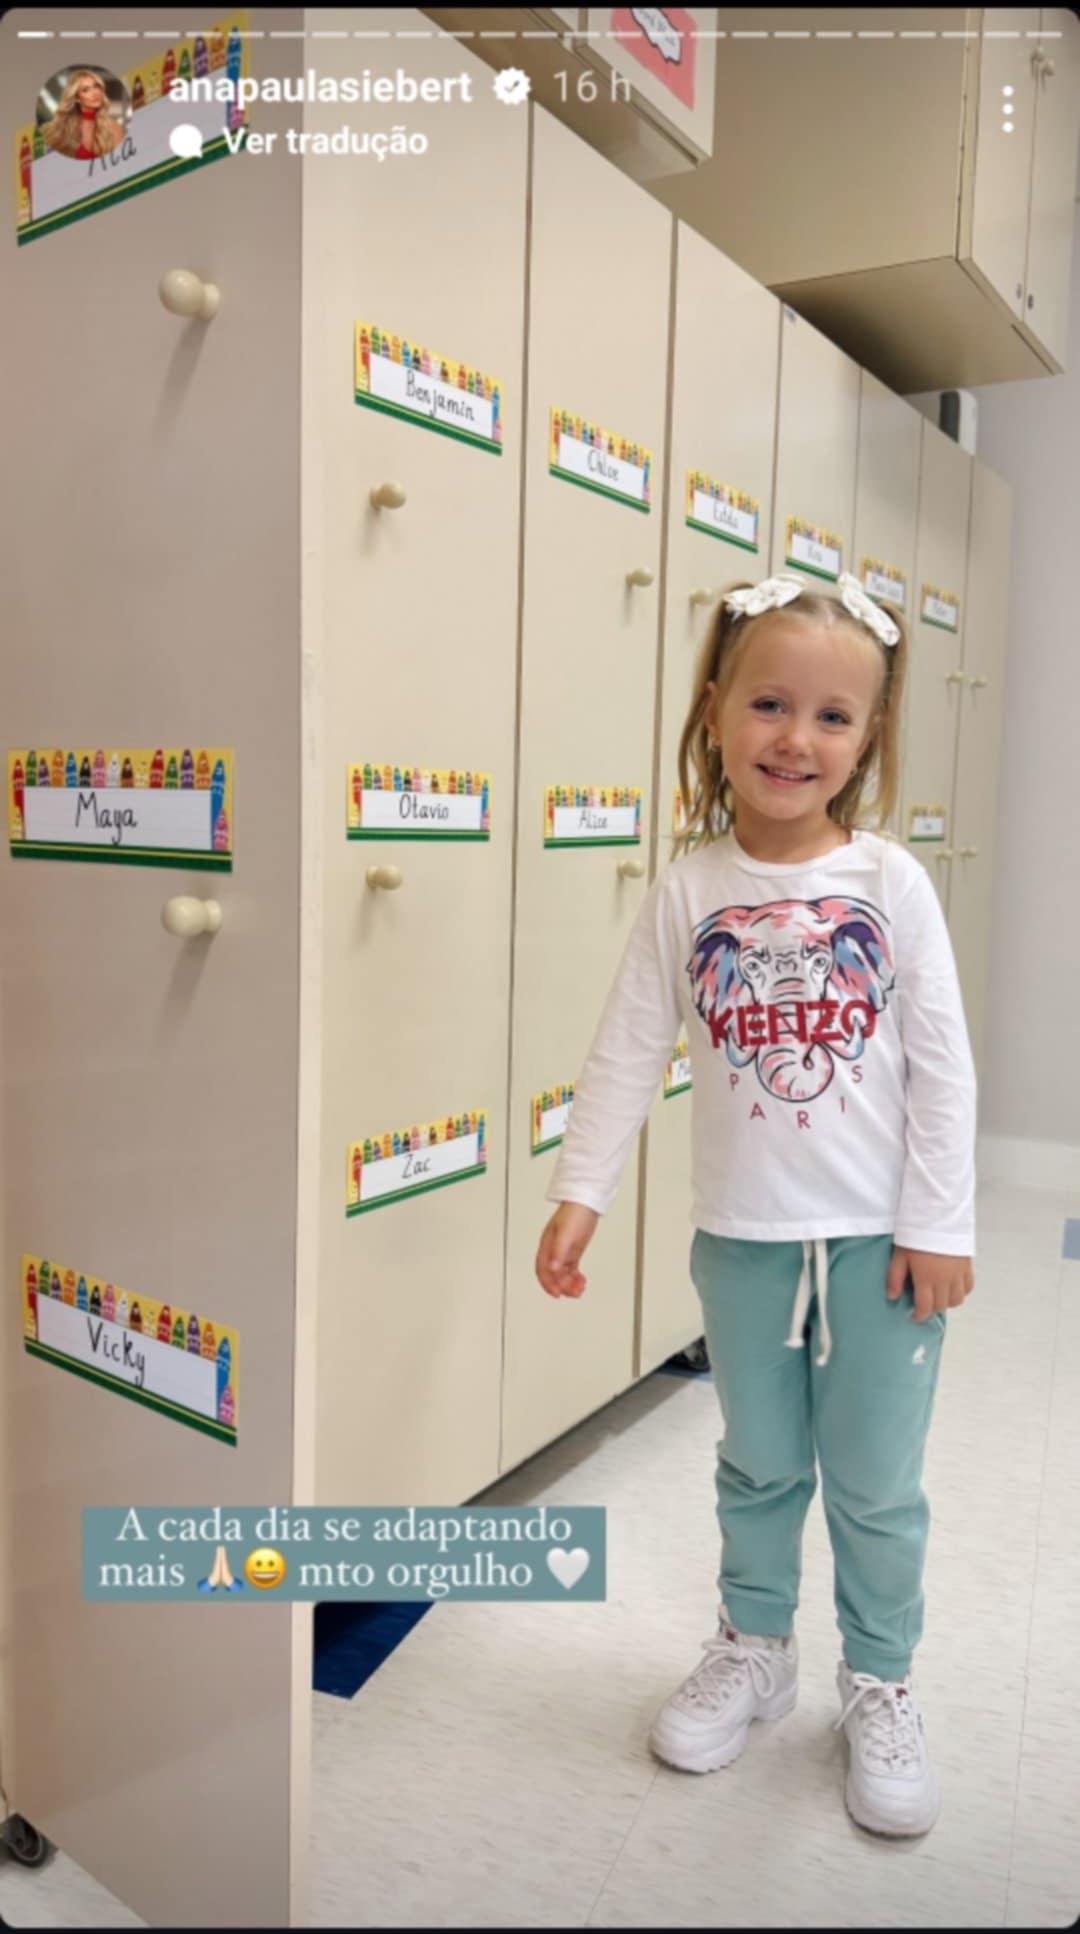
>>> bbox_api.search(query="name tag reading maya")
[8,747,234,869]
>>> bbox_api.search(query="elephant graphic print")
[687,895,896,1104]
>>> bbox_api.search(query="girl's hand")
[887,1245,975,1321]
[536,1202,600,1299]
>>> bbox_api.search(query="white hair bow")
[722,570,900,647]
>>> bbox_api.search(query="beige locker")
[770,306,860,588]
[899,422,974,908]
[302,14,528,1506]
[948,464,1012,1086]
[637,225,781,1378]
[851,371,923,838]
[501,106,672,1472]
[0,10,311,1924]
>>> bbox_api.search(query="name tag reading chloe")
[549,408,652,511]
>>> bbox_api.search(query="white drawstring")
[785,1238,832,1367]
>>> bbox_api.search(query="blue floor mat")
[313,1600,433,1698]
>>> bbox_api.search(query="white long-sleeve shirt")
[546,827,977,1256]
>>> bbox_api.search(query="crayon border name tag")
[785,518,842,581]
[8,748,234,869]
[549,408,651,512]
[545,786,642,848]
[22,1255,238,1446]
[908,805,947,842]
[664,1039,692,1097]
[531,1084,576,1154]
[685,471,759,552]
[15,10,249,247]
[347,764,491,839]
[354,321,502,454]
[860,556,908,612]
[920,586,960,632]
[348,1113,487,1216]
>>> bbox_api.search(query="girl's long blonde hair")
[41,71,124,160]
[673,578,908,861]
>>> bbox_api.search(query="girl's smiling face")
[707,613,883,837]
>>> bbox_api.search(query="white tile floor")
[2,1179,1077,1929]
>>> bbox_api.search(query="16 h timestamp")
[553,68,632,104]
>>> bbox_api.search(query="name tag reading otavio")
[348,764,491,839]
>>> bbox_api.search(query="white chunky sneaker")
[834,1661,941,1835]
[649,1613,798,1774]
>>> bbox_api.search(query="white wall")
[919,204,1080,1167]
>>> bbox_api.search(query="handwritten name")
[398,793,450,823]
[87,1317,146,1389]
[404,367,478,427]
[74,792,138,846]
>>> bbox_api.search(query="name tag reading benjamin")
[354,322,503,455]
[545,785,642,848]
[348,764,491,839]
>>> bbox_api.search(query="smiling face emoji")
[243,1546,287,1591]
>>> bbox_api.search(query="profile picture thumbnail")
[37,66,130,162]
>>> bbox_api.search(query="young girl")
[534,571,976,1838]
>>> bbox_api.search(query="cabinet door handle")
[689,587,718,606]
[959,846,978,859]
[617,856,645,879]
[969,675,988,688]
[933,849,955,863]
[626,566,654,588]
[162,896,222,936]
[366,865,404,890]
[159,269,220,321]
[369,481,407,510]
[945,670,966,685]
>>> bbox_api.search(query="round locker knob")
[161,896,222,937]
[369,481,407,510]
[933,850,955,864]
[689,587,718,606]
[959,846,978,859]
[366,864,403,890]
[969,675,989,688]
[946,670,966,685]
[625,566,654,588]
[158,269,221,321]
[617,856,645,880]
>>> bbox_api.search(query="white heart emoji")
[547,1546,589,1590]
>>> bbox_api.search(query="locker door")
[501,106,672,1472]
[769,305,860,587]
[851,371,921,838]
[638,225,781,1378]
[948,463,1012,1086]
[0,17,308,1925]
[900,421,973,907]
[302,11,528,1505]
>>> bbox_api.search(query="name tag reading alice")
[348,1112,487,1215]
[531,1083,576,1154]
[348,764,491,839]
[785,517,842,581]
[22,1254,238,1446]
[8,747,233,869]
[549,408,651,511]
[685,472,759,552]
[355,321,502,454]
[545,785,642,848]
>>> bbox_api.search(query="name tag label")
[908,805,947,842]
[532,1084,576,1154]
[8,748,233,868]
[920,586,960,631]
[686,472,759,551]
[545,786,642,847]
[348,1113,487,1215]
[348,764,491,839]
[785,518,842,580]
[355,321,502,453]
[664,1039,692,1096]
[549,408,651,511]
[861,556,908,611]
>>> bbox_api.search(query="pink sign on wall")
[609,7,698,110]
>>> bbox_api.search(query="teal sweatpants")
[689,1231,947,1681]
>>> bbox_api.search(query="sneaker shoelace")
[679,1627,784,1710]
[833,1673,922,1772]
